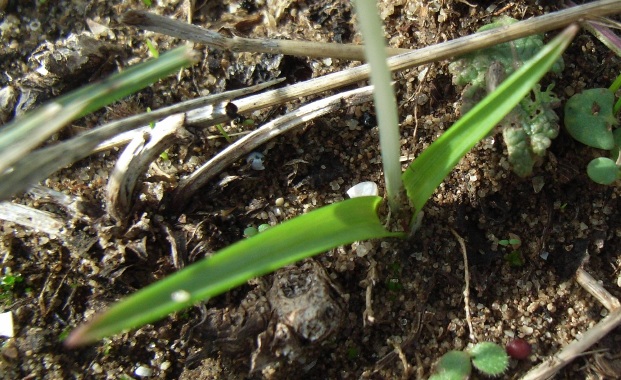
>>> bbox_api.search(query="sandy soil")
[1,0,621,379]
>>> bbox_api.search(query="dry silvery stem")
[107,113,190,223]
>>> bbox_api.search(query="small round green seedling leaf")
[468,342,509,377]
[243,227,258,237]
[429,350,472,380]
[564,88,618,150]
[587,157,620,185]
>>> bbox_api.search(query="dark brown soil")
[1,1,621,379]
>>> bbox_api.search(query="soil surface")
[1,0,621,379]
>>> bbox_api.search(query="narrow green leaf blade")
[67,196,403,346]
[0,45,198,176]
[403,25,578,213]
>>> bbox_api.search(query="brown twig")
[450,228,475,342]
[521,269,621,380]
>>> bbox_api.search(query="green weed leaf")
[66,196,403,346]
[469,342,509,377]
[403,25,578,214]
[564,88,618,150]
[587,157,620,184]
[430,350,472,380]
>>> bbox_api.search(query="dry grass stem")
[451,228,475,342]
[173,85,374,207]
[521,270,621,380]
[185,0,621,128]
[576,267,621,311]
[124,1,621,62]
[122,10,409,61]
[106,114,188,223]
[0,80,282,201]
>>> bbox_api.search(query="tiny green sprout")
[504,250,525,267]
[145,40,159,59]
[498,239,521,246]
[242,118,255,127]
[215,124,232,143]
[141,0,153,7]
[159,151,170,161]
[244,224,270,237]
[58,326,72,342]
[347,347,359,360]
[243,226,258,238]
[430,342,509,379]
[389,261,401,274]
[146,107,155,129]
[0,273,24,302]
[102,339,113,356]
[386,277,403,292]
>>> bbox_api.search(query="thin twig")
[172,85,374,207]
[124,0,621,62]
[106,114,188,223]
[521,269,621,380]
[0,79,283,201]
[122,10,409,61]
[185,0,621,127]
[450,228,475,342]
[363,258,378,326]
[576,267,621,311]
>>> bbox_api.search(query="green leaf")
[66,196,403,346]
[469,342,509,377]
[564,88,618,149]
[0,45,198,177]
[430,350,472,380]
[587,157,620,185]
[403,25,577,214]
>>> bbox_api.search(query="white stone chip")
[135,365,153,377]
[247,152,265,171]
[0,311,14,337]
[346,181,378,198]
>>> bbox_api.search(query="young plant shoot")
[564,71,621,184]
[66,17,577,347]
[353,0,403,211]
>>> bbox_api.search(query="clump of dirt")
[1,1,621,379]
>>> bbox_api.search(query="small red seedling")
[506,338,531,360]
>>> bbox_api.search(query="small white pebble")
[160,361,171,371]
[171,290,191,302]
[355,242,373,257]
[91,363,103,374]
[246,152,265,170]
[275,197,284,207]
[135,365,153,377]
[0,311,14,338]
[346,181,378,198]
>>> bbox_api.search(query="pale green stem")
[353,0,403,211]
